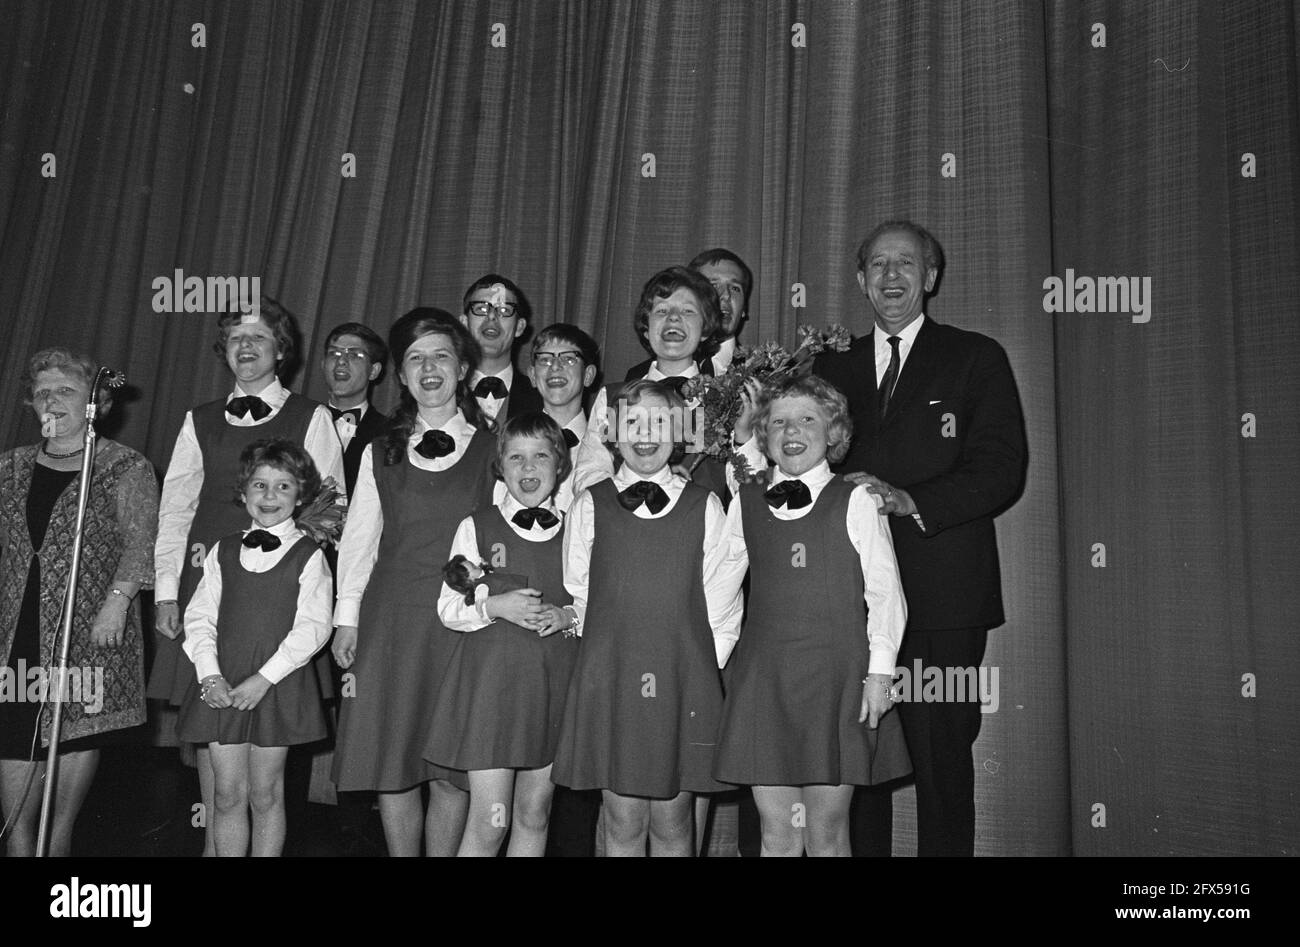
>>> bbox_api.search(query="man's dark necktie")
[512,507,560,531]
[562,429,579,449]
[414,429,455,459]
[617,480,670,515]
[227,396,272,421]
[878,335,902,418]
[329,406,360,426]
[474,376,509,400]
[764,479,812,510]
[242,529,281,552]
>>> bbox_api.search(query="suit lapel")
[881,317,938,427]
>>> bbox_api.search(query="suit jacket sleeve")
[905,336,1026,536]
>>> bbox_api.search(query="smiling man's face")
[857,228,937,334]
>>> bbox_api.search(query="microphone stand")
[35,368,110,857]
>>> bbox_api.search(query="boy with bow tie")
[460,274,543,425]
[321,322,390,497]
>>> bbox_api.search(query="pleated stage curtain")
[0,0,1294,855]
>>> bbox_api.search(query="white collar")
[412,409,475,440]
[612,462,678,490]
[874,313,926,354]
[562,411,588,439]
[473,364,515,386]
[646,361,700,381]
[231,377,286,402]
[770,459,833,490]
[329,400,369,417]
[245,516,301,539]
[499,490,560,520]
[715,336,737,366]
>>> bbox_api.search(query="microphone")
[99,368,127,389]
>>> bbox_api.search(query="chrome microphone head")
[100,368,128,389]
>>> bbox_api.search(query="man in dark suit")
[815,220,1027,857]
[460,274,544,424]
[321,322,390,496]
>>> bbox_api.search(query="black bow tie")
[765,479,812,510]
[512,507,560,531]
[414,429,456,459]
[618,480,670,515]
[562,428,579,449]
[242,529,282,552]
[330,406,360,425]
[227,396,272,421]
[474,376,509,400]
[659,375,690,398]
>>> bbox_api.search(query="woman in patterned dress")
[0,348,158,856]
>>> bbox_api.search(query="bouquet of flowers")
[681,323,852,482]
[295,476,348,544]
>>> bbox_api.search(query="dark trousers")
[545,786,601,856]
[851,626,989,857]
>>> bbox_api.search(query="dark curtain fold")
[0,0,1293,855]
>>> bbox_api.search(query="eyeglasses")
[325,347,370,361]
[532,351,584,371]
[467,301,519,319]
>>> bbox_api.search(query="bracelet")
[109,588,133,603]
[155,599,178,606]
[198,676,226,700]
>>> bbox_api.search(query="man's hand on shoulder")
[843,471,917,516]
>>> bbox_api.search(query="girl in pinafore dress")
[330,308,496,856]
[429,412,580,856]
[150,301,344,855]
[176,439,332,856]
[551,379,746,856]
[713,374,911,856]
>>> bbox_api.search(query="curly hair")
[607,377,690,469]
[631,266,723,358]
[753,373,854,466]
[235,438,323,507]
[25,347,115,418]
[213,296,301,375]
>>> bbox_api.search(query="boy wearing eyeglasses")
[461,274,544,425]
[320,323,390,497]
[528,324,599,476]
